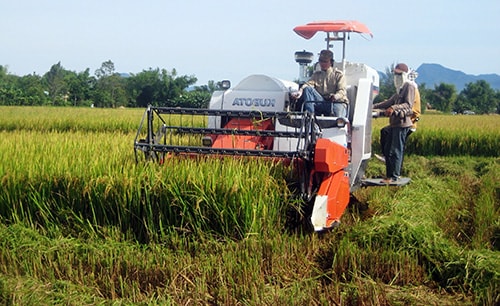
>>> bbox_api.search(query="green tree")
[126,68,198,107]
[0,65,8,81]
[17,74,47,106]
[416,82,429,114]
[0,67,48,106]
[93,60,127,108]
[65,69,93,106]
[374,64,396,103]
[43,62,70,106]
[94,60,116,79]
[1,61,208,108]
[172,90,211,108]
[0,87,20,105]
[455,80,498,114]
[0,66,20,105]
[158,68,197,106]
[496,91,500,114]
[193,80,218,93]
[428,83,457,112]
[126,68,163,107]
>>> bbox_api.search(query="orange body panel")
[314,138,349,173]
[314,138,350,228]
[316,171,350,227]
[212,118,274,150]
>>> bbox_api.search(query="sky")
[2,0,499,86]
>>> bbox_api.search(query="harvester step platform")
[361,177,411,187]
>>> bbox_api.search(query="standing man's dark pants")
[381,126,411,181]
[380,126,414,150]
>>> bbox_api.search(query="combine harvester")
[134,20,406,232]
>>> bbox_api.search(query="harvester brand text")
[232,98,275,107]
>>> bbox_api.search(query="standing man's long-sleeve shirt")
[373,82,415,128]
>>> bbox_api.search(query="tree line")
[375,65,500,114]
[1,61,499,114]
[0,61,216,108]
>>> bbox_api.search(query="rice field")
[0,106,499,305]
[372,112,500,156]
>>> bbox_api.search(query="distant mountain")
[416,63,500,91]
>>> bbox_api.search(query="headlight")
[220,80,231,90]
[336,117,346,128]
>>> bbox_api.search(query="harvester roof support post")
[342,33,346,62]
[325,32,346,60]
[325,32,347,72]
[341,33,346,72]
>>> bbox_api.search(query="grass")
[0,106,499,304]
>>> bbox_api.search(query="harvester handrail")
[173,126,302,138]
[150,106,304,119]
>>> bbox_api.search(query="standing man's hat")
[394,63,409,73]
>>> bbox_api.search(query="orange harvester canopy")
[293,20,373,40]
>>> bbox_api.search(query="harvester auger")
[134,20,403,231]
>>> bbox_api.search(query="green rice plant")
[349,156,500,304]
[0,106,143,133]
[473,161,500,250]
[423,157,500,251]
[0,128,293,241]
[1,106,499,304]
[2,154,497,304]
[138,157,292,240]
[0,106,210,138]
[372,114,500,156]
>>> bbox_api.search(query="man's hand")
[385,107,394,117]
[291,90,302,100]
[372,109,384,117]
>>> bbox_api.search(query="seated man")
[291,49,348,117]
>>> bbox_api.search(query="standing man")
[373,63,416,183]
[291,49,349,117]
